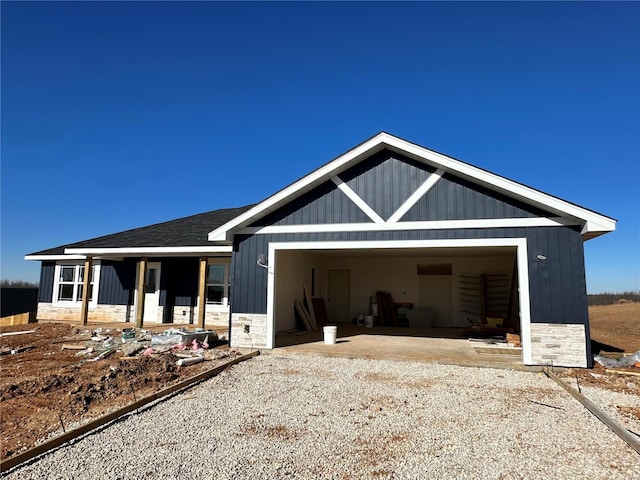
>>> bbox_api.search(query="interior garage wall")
[321,254,514,327]
[274,250,321,332]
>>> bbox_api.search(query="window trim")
[206,258,231,311]
[53,261,101,307]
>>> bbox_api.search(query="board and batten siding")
[338,150,435,220]
[403,173,549,221]
[98,260,136,305]
[231,226,589,331]
[251,180,371,227]
[38,262,55,303]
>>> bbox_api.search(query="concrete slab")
[270,324,533,371]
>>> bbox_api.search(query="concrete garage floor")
[272,325,534,371]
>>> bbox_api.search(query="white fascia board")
[208,133,391,241]
[25,254,87,261]
[64,246,233,255]
[209,132,615,241]
[241,217,579,235]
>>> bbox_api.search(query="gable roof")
[25,205,253,260]
[208,132,616,242]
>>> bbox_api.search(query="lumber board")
[0,350,260,473]
[294,299,313,331]
[311,298,328,327]
[303,283,317,330]
[606,369,640,377]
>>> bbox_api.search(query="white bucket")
[365,315,374,328]
[323,326,337,345]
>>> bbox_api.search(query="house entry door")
[143,262,161,323]
[327,269,350,323]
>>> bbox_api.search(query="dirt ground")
[0,322,238,461]
[1,302,639,463]
[588,302,640,353]
[559,302,640,423]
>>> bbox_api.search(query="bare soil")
[559,302,640,424]
[0,322,235,461]
[588,302,640,353]
[1,302,638,463]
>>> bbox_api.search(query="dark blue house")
[27,133,615,367]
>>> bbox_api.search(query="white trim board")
[209,132,615,241]
[241,217,578,235]
[64,246,233,255]
[266,238,533,364]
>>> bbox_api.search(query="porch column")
[197,257,207,328]
[79,256,93,326]
[135,257,148,328]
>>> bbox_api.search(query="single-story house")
[26,132,615,367]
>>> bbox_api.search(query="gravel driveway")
[5,354,640,479]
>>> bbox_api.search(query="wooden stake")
[543,366,640,455]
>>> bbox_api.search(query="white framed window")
[206,259,230,307]
[53,262,100,306]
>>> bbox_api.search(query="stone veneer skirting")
[37,303,230,328]
[529,323,587,368]
[230,313,268,349]
[37,303,135,323]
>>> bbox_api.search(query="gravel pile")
[5,354,640,479]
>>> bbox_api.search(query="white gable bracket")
[387,169,444,223]
[331,176,385,224]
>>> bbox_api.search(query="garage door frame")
[266,238,531,364]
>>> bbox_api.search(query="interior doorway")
[327,269,350,323]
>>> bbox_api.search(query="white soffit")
[64,246,233,255]
[208,132,616,241]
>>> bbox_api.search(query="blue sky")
[1,1,638,293]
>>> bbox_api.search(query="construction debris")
[74,347,94,357]
[0,330,37,338]
[90,349,115,362]
[594,350,640,368]
[121,342,145,357]
[175,356,204,367]
[61,343,89,351]
[0,345,35,356]
[151,327,218,346]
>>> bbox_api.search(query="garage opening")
[267,240,527,364]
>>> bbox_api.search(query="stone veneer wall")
[38,303,231,328]
[168,307,229,327]
[529,323,587,368]
[230,313,268,349]
[37,303,134,323]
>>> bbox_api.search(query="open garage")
[214,134,615,368]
